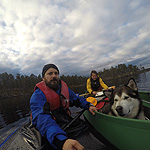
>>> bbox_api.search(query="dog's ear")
[104,90,113,99]
[127,78,138,91]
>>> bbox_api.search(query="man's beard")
[45,78,59,91]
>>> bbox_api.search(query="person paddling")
[87,70,108,96]
[30,64,108,150]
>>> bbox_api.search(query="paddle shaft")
[79,90,106,97]
[79,93,90,97]
[62,109,85,131]
[79,86,114,97]
[62,93,90,130]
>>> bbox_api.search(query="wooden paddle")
[78,93,90,97]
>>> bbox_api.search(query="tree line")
[0,64,149,98]
[98,64,145,81]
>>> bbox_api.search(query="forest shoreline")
[0,68,149,99]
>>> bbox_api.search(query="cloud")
[0,0,150,77]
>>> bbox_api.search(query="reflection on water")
[0,71,150,144]
[0,94,31,143]
[0,94,31,129]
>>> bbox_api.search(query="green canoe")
[84,91,150,150]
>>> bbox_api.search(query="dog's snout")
[116,106,123,113]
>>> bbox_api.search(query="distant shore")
[0,69,149,99]
[103,68,150,81]
[0,89,33,99]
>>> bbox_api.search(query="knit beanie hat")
[42,64,59,77]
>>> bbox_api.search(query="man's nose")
[52,73,56,77]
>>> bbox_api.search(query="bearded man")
[30,64,109,150]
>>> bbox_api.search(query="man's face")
[91,73,98,81]
[43,68,59,90]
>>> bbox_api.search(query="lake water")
[0,71,150,144]
[106,71,150,91]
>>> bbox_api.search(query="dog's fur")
[103,78,145,120]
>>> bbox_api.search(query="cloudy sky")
[0,0,150,77]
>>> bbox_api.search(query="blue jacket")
[30,85,90,148]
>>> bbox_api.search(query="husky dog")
[104,78,145,120]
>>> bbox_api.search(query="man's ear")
[42,78,45,81]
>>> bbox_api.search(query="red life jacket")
[35,80,69,111]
